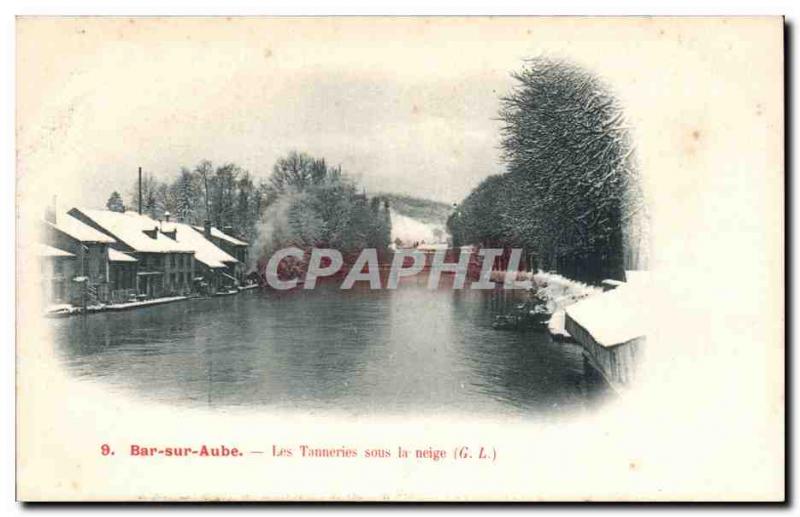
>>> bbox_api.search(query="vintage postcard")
[15,16,784,501]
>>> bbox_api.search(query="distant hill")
[376,194,454,245]
[378,194,453,227]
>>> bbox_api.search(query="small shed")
[564,278,647,389]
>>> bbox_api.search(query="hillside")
[378,194,454,245]
[379,194,453,226]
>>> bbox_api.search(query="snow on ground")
[45,296,190,317]
[389,210,447,245]
[533,270,649,345]
[480,270,600,338]
[45,303,78,315]
[532,271,602,337]
[104,296,188,311]
[533,271,601,313]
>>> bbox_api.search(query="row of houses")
[38,206,251,309]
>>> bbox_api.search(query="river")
[51,277,610,418]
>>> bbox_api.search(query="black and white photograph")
[12,15,784,502]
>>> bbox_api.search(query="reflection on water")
[51,279,610,417]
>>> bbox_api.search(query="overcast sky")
[17,17,554,209]
[20,17,779,223]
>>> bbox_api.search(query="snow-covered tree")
[173,167,198,223]
[106,191,125,213]
[128,172,162,218]
[449,57,647,282]
[250,151,395,282]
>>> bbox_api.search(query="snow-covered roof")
[71,209,194,254]
[37,244,75,258]
[108,248,138,263]
[565,282,646,348]
[192,225,248,246]
[166,222,238,269]
[46,213,116,244]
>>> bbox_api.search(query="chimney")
[203,220,212,239]
[138,166,143,215]
[160,211,177,240]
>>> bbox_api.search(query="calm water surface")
[51,278,610,417]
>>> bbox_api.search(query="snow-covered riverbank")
[45,296,190,317]
[486,268,648,390]
[484,269,601,340]
[531,272,602,340]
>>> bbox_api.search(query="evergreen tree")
[106,191,125,213]
[194,160,214,224]
[236,173,255,240]
[173,167,197,223]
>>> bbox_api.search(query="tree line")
[105,160,265,242]
[254,151,392,261]
[447,58,647,283]
[105,152,392,263]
